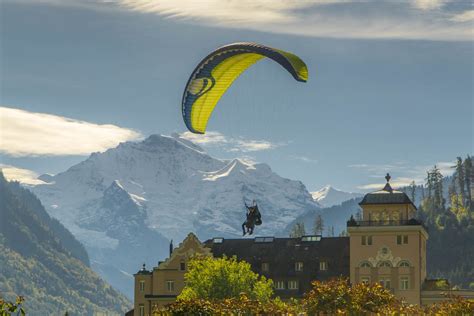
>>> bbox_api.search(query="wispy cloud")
[0,164,45,185]
[350,160,456,190]
[290,155,319,164]
[180,131,283,153]
[0,106,142,156]
[115,0,473,41]
[451,10,474,22]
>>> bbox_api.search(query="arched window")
[398,260,410,267]
[360,261,372,268]
[377,261,392,268]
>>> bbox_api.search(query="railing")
[347,218,426,230]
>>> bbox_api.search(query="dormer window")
[180,261,186,271]
[261,262,269,272]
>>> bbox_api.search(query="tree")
[290,222,306,238]
[313,214,324,235]
[0,296,25,316]
[409,180,417,205]
[464,156,472,211]
[455,157,465,202]
[178,256,273,302]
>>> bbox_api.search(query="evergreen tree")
[313,214,324,235]
[464,156,472,211]
[409,180,417,205]
[290,222,306,238]
[456,157,465,202]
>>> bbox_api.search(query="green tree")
[0,296,25,316]
[178,256,273,302]
[456,157,465,202]
[313,214,324,235]
[290,222,306,238]
[464,155,472,211]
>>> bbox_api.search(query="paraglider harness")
[242,200,262,236]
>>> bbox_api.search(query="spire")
[169,239,173,257]
[141,263,146,271]
[383,173,393,192]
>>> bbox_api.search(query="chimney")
[169,239,173,257]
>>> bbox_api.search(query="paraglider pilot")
[242,200,262,236]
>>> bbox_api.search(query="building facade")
[128,174,473,315]
[347,174,428,305]
[132,233,212,316]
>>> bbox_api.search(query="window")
[377,261,392,268]
[361,277,370,284]
[398,261,410,267]
[362,236,372,245]
[213,237,224,243]
[397,235,408,245]
[139,280,145,292]
[380,278,391,289]
[360,261,371,268]
[400,277,409,290]
[288,280,299,290]
[295,262,304,271]
[261,262,269,272]
[166,280,175,292]
[275,281,285,290]
[139,305,144,316]
[180,261,186,271]
[319,261,328,271]
[301,235,321,242]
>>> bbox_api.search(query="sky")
[0,0,473,192]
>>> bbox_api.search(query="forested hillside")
[416,156,474,289]
[0,172,131,315]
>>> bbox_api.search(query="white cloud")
[0,164,46,185]
[0,106,142,156]
[351,160,456,190]
[451,10,474,22]
[413,0,446,11]
[115,0,473,41]
[290,155,319,164]
[179,130,282,153]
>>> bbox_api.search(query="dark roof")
[125,309,134,316]
[359,183,416,209]
[135,264,152,275]
[204,236,350,298]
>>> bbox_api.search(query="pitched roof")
[204,236,350,297]
[359,182,416,209]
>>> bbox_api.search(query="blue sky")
[1,0,473,192]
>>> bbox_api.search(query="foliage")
[302,278,396,314]
[416,156,474,289]
[0,172,131,315]
[0,296,25,316]
[154,278,474,315]
[178,256,274,302]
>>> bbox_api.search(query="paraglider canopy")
[182,42,308,134]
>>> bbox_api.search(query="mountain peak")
[311,185,363,207]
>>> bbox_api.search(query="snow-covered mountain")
[311,185,363,207]
[33,134,319,298]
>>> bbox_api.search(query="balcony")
[347,218,426,230]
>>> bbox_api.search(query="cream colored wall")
[133,274,152,316]
[133,233,212,312]
[349,203,428,305]
[362,204,416,222]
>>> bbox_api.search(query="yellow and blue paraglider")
[181,42,308,134]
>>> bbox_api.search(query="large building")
[347,173,427,305]
[128,174,473,316]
